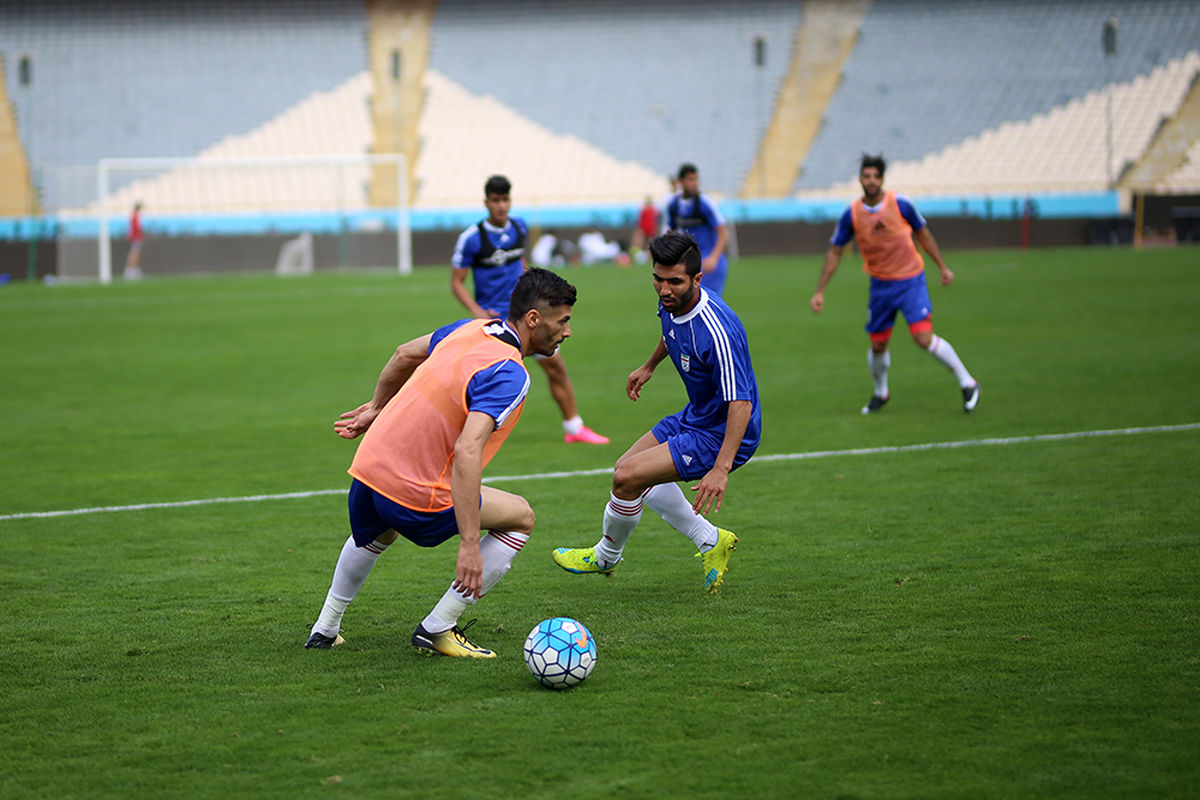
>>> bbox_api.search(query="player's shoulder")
[455,222,483,247]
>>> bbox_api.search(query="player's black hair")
[508,267,577,321]
[648,230,702,278]
[677,162,698,181]
[860,153,886,176]
[484,174,512,196]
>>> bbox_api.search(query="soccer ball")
[523,617,597,689]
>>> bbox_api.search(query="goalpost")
[95,153,412,284]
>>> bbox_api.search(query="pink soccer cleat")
[564,426,610,445]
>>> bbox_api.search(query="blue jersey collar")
[668,286,710,324]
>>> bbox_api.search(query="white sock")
[311,535,390,637]
[422,530,530,633]
[594,492,643,566]
[868,348,891,397]
[926,334,975,388]
[643,482,719,552]
[562,415,584,435]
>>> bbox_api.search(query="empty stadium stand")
[796,0,1200,192]
[0,0,368,210]
[427,0,804,196]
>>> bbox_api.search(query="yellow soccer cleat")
[552,547,620,575]
[696,528,738,593]
[411,619,496,658]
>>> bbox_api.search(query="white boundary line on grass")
[2,423,1197,523]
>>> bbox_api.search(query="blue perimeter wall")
[0,192,1123,240]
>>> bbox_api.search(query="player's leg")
[421,486,533,626]
[903,274,978,410]
[552,430,668,573]
[537,353,609,444]
[864,279,899,413]
[306,481,401,648]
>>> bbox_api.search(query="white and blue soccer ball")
[523,617,597,689]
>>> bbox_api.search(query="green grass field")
[1,246,1198,799]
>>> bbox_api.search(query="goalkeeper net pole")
[96,153,411,284]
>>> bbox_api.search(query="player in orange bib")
[809,154,980,414]
[305,268,578,658]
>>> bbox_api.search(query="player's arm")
[449,410,496,598]
[702,224,729,273]
[627,338,670,401]
[809,244,844,313]
[691,399,753,515]
[335,332,434,439]
[914,226,954,286]
[811,207,853,312]
[450,267,491,319]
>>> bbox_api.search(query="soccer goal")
[94,153,412,284]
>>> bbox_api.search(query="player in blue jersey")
[665,163,730,297]
[451,175,609,445]
[552,231,760,592]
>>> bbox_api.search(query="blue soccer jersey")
[451,217,528,318]
[658,288,760,446]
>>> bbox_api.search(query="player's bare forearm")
[703,225,729,271]
[628,340,669,400]
[450,412,493,597]
[810,246,843,312]
[334,334,433,438]
[914,228,952,283]
[691,400,752,514]
[450,269,489,318]
[371,335,432,407]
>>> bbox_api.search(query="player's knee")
[513,499,536,534]
[611,463,645,499]
[909,319,933,347]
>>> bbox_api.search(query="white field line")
[2,423,1197,523]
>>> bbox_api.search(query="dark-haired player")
[552,231,760,593]
[810,154,980,413]
[306,268,578,657]
[451,174,608,444]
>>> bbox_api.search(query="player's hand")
[809,292,825,313]
[940,268,955,286]
[334,402,378,439]
[627,365,654,401]
[453,541,483,599]
[701,254,718,274]
[691,467,730,515]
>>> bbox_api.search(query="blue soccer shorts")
[865,273,933,341]
[347,479,464,548]
[651,411,758,481]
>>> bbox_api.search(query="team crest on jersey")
[680,354,690,372]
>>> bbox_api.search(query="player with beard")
[551,231,760,593]
[810,153,980,414]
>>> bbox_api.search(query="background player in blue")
[666,163,730,297]
[552,231,759,593]
[451,174,609,445]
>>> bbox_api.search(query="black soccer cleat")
[304,631,344,649]
[861,394,889,415]
[962,382,980,413]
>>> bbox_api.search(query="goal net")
[80,153,411,283]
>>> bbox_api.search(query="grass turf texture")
[1,247,1198,799]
